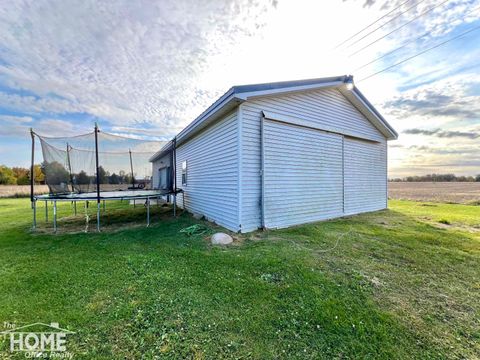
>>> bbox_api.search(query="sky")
[0,0,479,177]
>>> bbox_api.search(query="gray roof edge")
[352,87,398,139]
[149,141,173,162]
[232,75,350,94]
[172,75,351,145]
[150,75,397,161]
[174,87,236,143]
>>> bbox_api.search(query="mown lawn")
[0,198,478,359]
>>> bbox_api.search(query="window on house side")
[182,160,187,186]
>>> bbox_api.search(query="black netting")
[35,128,170,197]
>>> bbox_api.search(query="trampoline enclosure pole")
[30,128,35,203]
[53,200,57,233]
[173,138,177,217]
[129,149,135,189]
[173,138,177,192]
[30,128,35,229]
[94,123,101,231]
[33,200,36,230]
[147,197,150,226]
[97,203,100,232]
[66,143,74,193]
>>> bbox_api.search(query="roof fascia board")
[175,88,236,143]
[175,81,344,147]
[150,141,173,162]
[149,148,169,163]
[176,95,243,146]
[152,77,397,159]
[235,81,344,100]
[340,87,398,140]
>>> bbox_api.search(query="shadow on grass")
[33,202,183,235]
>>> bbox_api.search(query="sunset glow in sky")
[0,0,479,177]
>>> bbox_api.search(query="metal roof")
[232,75,350,94]
[150,75,397,162]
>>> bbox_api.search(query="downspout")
[385,141,388,209]
[342,135,345,214]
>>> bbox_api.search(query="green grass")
[0,198,478,359]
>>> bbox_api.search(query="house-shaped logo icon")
[0,322,75,353]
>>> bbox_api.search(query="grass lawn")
[0,198,478,359]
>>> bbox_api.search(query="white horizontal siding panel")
[176,111,239,231]
[240,87,387,232]
[344,138,387,215]
[151,153,171,190]
[263,120,343,229]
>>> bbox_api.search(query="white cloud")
[0,114,33,124]
[384,73,480,128]
[0,117,88,138]
[0,0,479,175]
[0,0,277,128]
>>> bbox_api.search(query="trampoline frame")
[30,124,179,233]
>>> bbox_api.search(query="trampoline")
[30,124,180,232]
[35,190,173,201]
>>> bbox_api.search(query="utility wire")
[334,0,414,49]
[345,0,428,49]
[349,0,450,57]
[353,5,480,72]
[357,24,480,82]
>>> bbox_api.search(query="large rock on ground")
[192,213,204,220]
[211,232,233,245]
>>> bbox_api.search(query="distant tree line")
[390,174,480,182]
[0,162,134,186]
[0,165,45,185]
[40,161,134,186]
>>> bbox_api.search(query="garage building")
[150,75,398,232]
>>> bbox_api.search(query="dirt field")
[0,184,145,198]
[389,182,480,204]
[4,183,480,204]
[0,185,49,198]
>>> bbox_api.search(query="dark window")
[182,161,187,186]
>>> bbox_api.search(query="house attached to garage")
[150,75,398,233]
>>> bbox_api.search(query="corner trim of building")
[260,113,266,229]
[237,104,243,233]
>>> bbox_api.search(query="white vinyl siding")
[344,138,387,215]
[152,153,171,190]
[240,88,387,232]
[263,120,343,229]
[175,111,239,232]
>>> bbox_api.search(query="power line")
[353,5,480,72]
[357,24,480,82]
[345,0,428,50]
[334,0,414,50]
[349,0,450,57]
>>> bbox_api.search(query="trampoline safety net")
[34,127,170,197]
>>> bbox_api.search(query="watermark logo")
[1,322,75,358]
